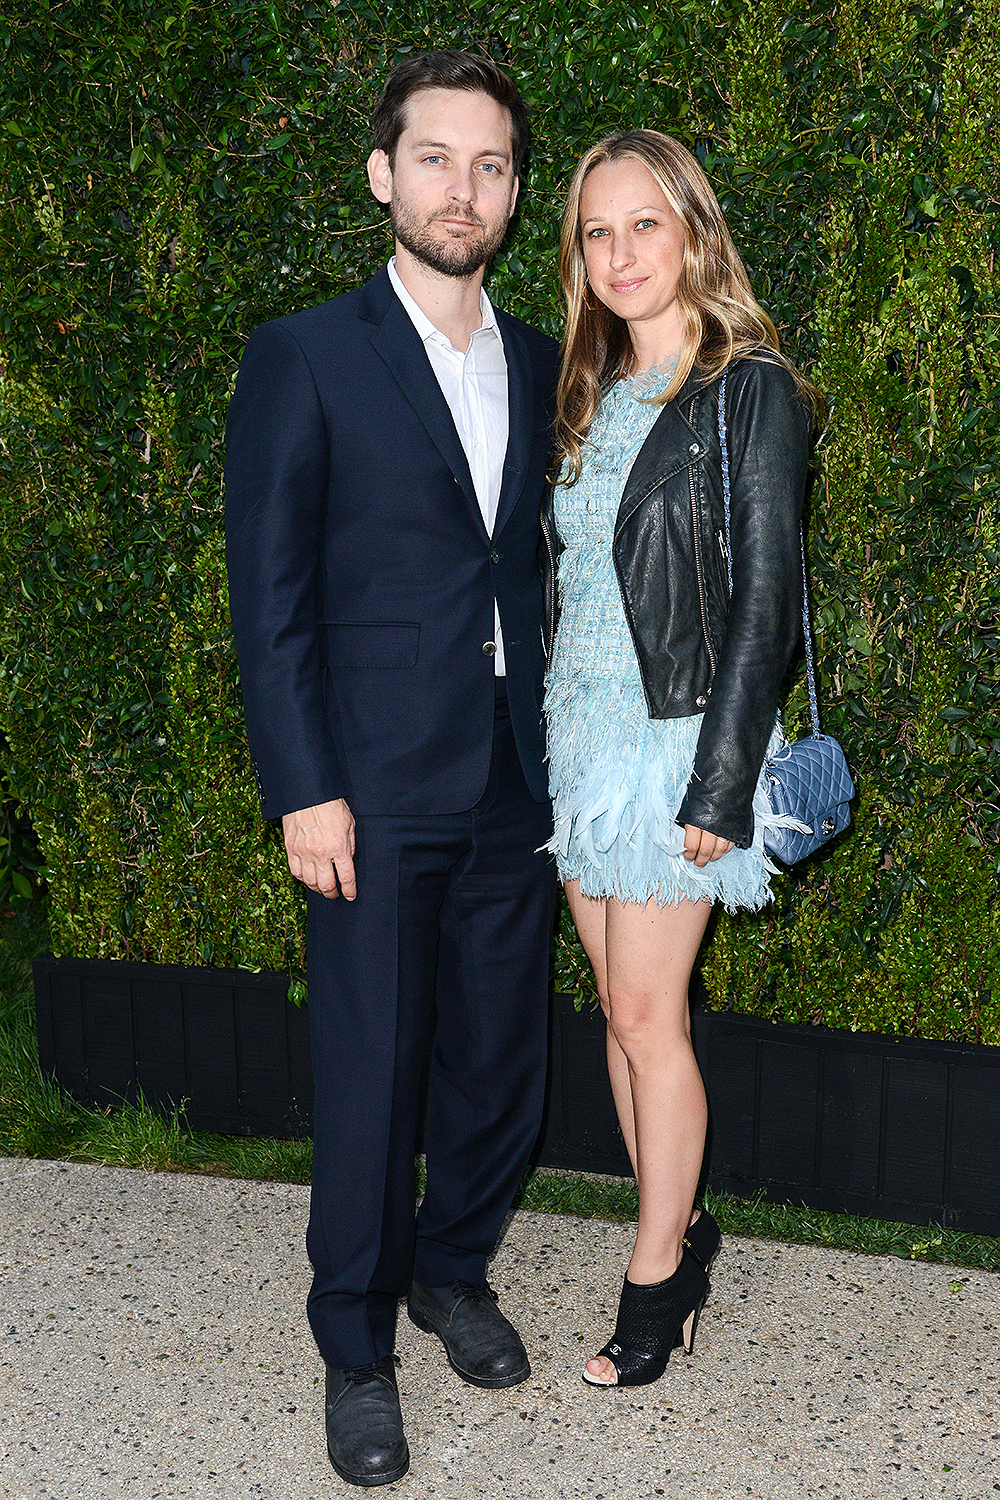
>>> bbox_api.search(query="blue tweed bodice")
[548,371,671,688]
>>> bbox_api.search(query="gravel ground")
[1,1158,996,1500]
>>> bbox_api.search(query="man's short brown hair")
[372,49,530,176]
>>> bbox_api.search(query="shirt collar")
[387,257,499,349]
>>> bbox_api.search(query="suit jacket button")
[490,550,500,564]
[482,641,497,656]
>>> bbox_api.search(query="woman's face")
[579,158,687,346]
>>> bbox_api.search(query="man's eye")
[423,155,445,165]
[479,162,501,175]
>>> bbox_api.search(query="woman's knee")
[605,987,691,1060]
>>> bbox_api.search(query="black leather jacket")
[541,354,812,849]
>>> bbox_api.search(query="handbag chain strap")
[717,371,821,737]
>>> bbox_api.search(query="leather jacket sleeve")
[676,359,812,848]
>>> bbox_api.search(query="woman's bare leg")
[564,881,637,1173]
[584,891,712,1384]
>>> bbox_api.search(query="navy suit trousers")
[305,683,554,1369]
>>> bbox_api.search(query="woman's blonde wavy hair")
[554,129,820,484]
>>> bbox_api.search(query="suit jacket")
[224,265,559,820]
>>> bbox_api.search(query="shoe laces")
[342,1354,400,1384]
[452,1280,499,1306]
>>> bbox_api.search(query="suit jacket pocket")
[320,621,420,669]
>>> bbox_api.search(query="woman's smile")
[608,275,648,295]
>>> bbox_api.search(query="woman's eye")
[586,227,609,238]
[636,218,657,230]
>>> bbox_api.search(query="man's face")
[368,87,519,278]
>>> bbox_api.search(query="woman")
[540,131,818,1388]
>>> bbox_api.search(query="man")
[224,51,558,1488]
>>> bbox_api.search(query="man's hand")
[682,824,734,868]
[282,799,357,900]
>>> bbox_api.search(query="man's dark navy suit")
[225,265,558,1370]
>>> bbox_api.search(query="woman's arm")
[676,357,812,848]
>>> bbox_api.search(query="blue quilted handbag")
[718,375,855,865]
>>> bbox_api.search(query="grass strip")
[3,905,998,1272]
[517,1170,999,1272]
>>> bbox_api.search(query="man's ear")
[367,148,392,204]
[510,174,520,217]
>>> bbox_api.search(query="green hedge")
[2,0,998,1039]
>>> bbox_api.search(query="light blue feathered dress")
[544,365,787,913]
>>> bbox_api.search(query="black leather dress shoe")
[325,1356,409,1487]
[407,1280,530,1389]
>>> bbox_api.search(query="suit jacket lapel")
[363,273,484,533]
[493,313,534,539]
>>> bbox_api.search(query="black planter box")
[693,1006,1000,1236]
[33,955,313,1139]
[538,989,1000,1237]
[33,955,1000,1234]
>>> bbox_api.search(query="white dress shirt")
[387,257,509,674]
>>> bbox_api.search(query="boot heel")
[681,1296,706,1355]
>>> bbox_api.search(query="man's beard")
[390,192,509,278]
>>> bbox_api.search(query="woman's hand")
[682,824,734,867]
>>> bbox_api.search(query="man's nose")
[446,168,476,204]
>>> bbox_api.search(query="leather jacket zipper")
[689,462,717,675]
[611,511,658,716]
[612,560,658,718]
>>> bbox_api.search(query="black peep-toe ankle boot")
[583,1248,710,1389]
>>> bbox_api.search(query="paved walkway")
[1,1159,996,1499]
